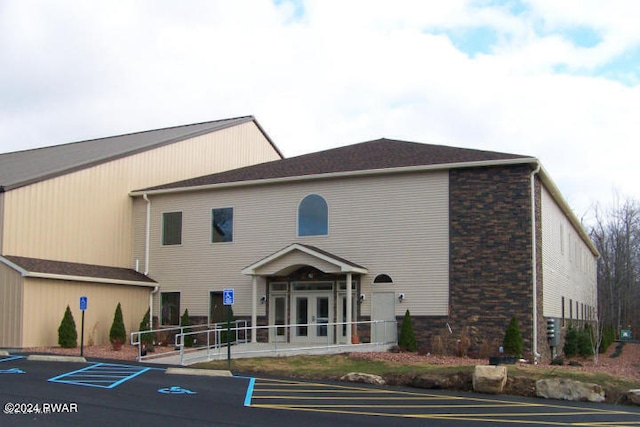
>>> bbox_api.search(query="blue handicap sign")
[79,296,88,311]
[223,289,234,306]
[158,386,197,395]
[0,368,25,374]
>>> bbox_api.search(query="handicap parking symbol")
[223,288,234,305]
[158,386,197,395]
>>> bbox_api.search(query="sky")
[1,0,639,223]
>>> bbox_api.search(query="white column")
[346,273,352,344]
[251,275,258,343]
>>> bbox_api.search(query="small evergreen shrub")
[578,325,594,357]
[563,324,579,357]
[502,316,523,357]
[109,302,126,348]
[180,309,193,347]
[398,310,417,352]
[599,323,615,354]
[138,308,154,351]
[58,305,78,348]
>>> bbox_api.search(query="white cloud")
[1,0,639,220]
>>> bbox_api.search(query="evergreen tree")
[180,308,193,347]
[138,308,154,350]
[563,324,579,357]
[503,316,523,357]
[58,305,78,348]
[109,302,126,347]
[398,309,417,352]
[599,323,615,354]
[578,325,594,357]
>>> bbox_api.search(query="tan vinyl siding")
[0,263,24,347]
[2,122,280,268]
[541,186,597,320]
[0,192,4,254]
[140,170,450,319]
[21,277,150,347]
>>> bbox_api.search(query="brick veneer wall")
[447,164,537,359]
[390,166,547,360]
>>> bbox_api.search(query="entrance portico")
[242,244,368,345]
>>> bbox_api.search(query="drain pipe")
[530,163,541,364]
[143,194,151,276]
[143,194,158,330]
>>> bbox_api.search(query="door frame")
[290,290,334,344]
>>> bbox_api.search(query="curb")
[165,367,232,377]
[27,355,87,363]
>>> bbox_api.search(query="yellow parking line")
[250,377,640,426]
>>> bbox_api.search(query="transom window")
[162,212,182,245]
[212,207,233,243]
[298,194,328,236]
[373,274,394,284]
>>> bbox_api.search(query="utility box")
[546,318,560,347]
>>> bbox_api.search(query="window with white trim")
[298,194,328,236]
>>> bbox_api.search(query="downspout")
[143,194,151,275]
[143,194,158,327]
[530,163,541,364]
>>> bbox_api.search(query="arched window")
[373,274,393,284]
[298,194,328,236]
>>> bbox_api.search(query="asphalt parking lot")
[2,354,640,426]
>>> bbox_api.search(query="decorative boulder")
[536,379,605,403]
[340,372,386,385]
[626,390,640,406]
[473,365,507,394]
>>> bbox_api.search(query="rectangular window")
[569,299,573,320]
[212,207,233,243]
[162,212,182,245]
[161,292,180,325]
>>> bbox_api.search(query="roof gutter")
[24,272,158,287]
[0,256,157,287]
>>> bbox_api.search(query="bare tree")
[590,195,640,334]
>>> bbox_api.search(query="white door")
[372,292,397,343]
[269,295,288,343]
[291,293,332,343]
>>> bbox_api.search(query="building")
[131,137,598,362]
[0,116,282,347]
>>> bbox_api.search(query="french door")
[291,293,333,343]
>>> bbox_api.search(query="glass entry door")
[291,293,333,343]
[269,295,288,342]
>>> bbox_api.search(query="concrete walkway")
[142,341,393,366]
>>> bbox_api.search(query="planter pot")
[489,355,517,365]
[111,339,123,351]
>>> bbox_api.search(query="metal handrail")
[132,319,397,363]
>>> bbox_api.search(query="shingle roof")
[2,255,156,285]
[0,115,281,192]
[140,138,534,192]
